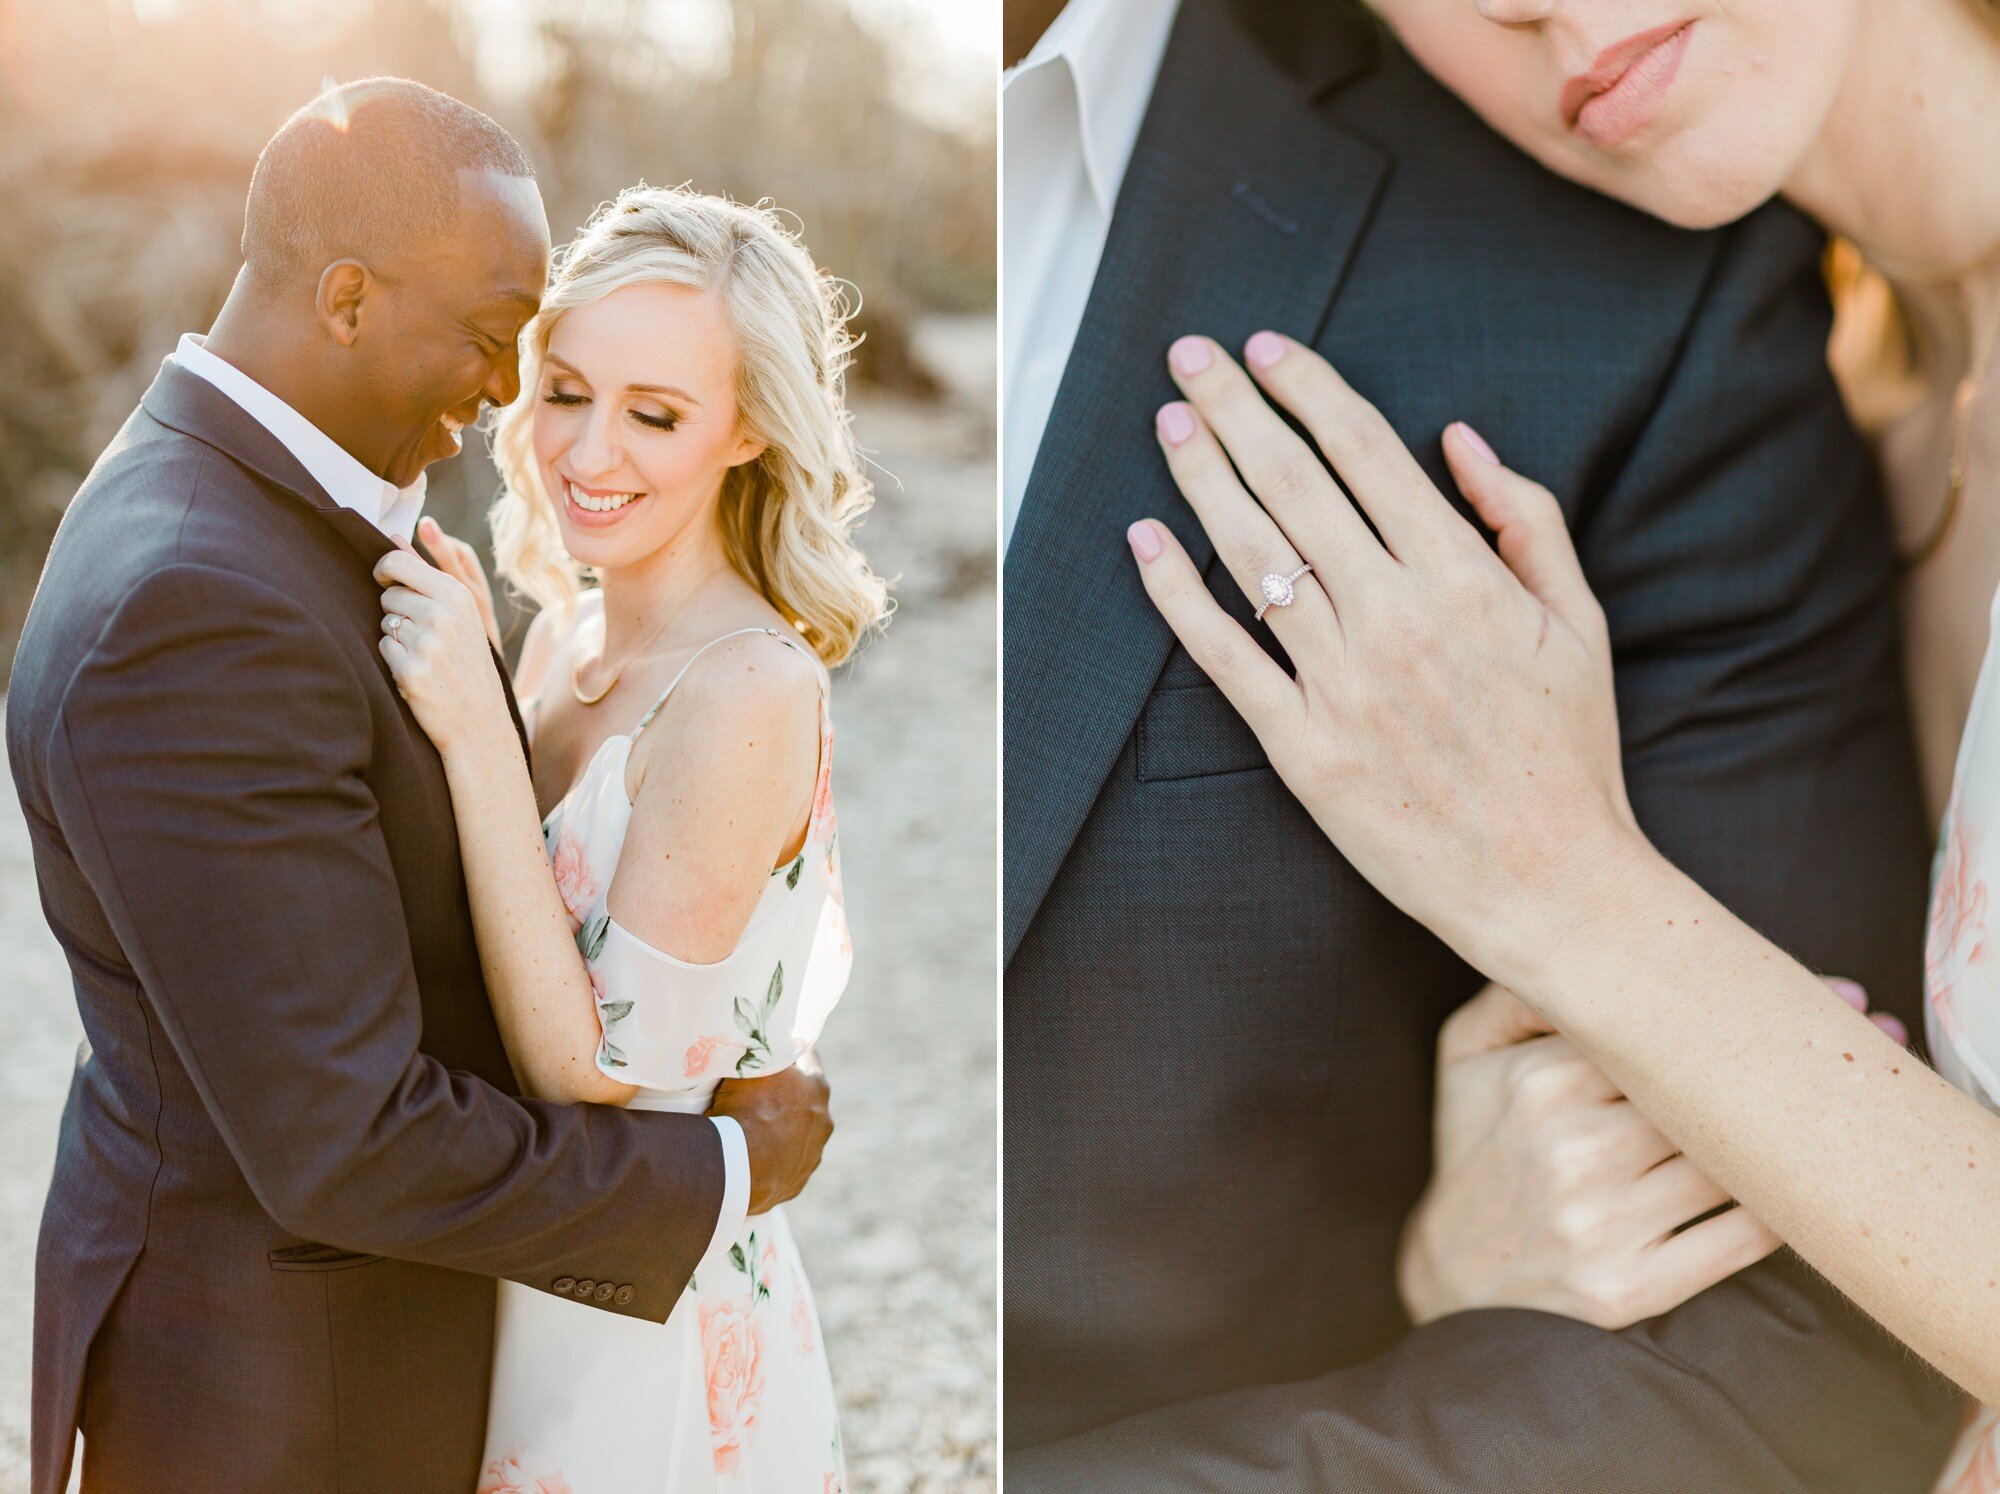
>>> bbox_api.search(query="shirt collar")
[172,332,425,540]
[1007,0,1180,216]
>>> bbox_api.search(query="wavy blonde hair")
[490,185,888,665]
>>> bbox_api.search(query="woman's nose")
[1475,0,1557,23]
[565,412,625,482]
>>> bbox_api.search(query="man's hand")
[1398,982,1781,1329]
[710,1049,833,1215]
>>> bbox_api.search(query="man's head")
[237,77,551,486]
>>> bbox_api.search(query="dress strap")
[627,627,826,745]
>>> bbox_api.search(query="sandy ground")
[0,315,997,1492]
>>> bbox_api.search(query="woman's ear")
[315,260,371,346]
[727,433,769,469]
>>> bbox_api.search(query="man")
[5,79,830,1492]
[1003,0,1959,1486]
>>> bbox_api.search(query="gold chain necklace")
[1899,254,2000,568]
[570,576,724,707]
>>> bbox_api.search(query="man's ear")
[314,260,372,347]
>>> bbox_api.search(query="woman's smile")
[560,475,648,528]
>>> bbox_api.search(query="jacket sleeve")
[47,559,721,1323]
[1009,204,1963,1490]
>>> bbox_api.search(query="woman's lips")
[1562,20,1694,150]
[560,477,647,530]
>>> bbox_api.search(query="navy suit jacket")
[1004,3,1960,1488]
[7,359,725,1492]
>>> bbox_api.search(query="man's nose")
[488,343,523,410]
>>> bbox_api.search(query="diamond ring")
[386,614,405,635]
[1254,563,1313,622]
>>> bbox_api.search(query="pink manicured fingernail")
[1245,331,1288,370]
[1826,977,1869,1011]
[1127,520,1163,562]
[1870,1012,1910,1046]
[1454,422,1500,465]
[1169,336,1212,376]
[1157,402,1195,446]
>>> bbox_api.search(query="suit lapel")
[140,359,531,759]
[1003,0,1390,963]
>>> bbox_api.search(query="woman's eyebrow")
[624,382,702,406]
[544,354,702,407]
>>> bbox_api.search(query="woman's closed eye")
[540,388,678,432]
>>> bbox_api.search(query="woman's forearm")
[1526,846,2000,1403]
[440,731,636,1106]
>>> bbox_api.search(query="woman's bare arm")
[374,550,634,1104]
[1124,331,2000,1404]
[606,634,821,965]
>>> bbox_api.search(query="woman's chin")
[1593,126,1800,231]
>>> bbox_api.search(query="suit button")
[614,1285,635,1306]
[593,1282,615,1303]
[573,1279,596,1297]
[552,1276,577,1295]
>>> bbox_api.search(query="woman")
[369,185,883,1492]
[1117,0,2000,1459]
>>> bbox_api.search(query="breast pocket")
[1136,665,1274,783]
[268,1243,384,1273]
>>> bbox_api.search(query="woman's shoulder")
[626,625,822,798]
[654,626,824,747]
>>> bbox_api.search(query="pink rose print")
[1942,1405,2000,1494]
[550,831,596,933]
[685,1034,745,1079]
[1929,812,1989,1048]
[825,1474,841,1494]
[477,1450,571,1494]
[588,966,608,1006]
[810,718,836,828]
[792,1280,817,1356]
[701,1297,767,1474]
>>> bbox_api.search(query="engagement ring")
[1254,564,1313,622]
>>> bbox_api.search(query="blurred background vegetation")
[0,0,994,672]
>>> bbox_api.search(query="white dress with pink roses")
[479,620,851,1494]
[1922,581,2000,1494]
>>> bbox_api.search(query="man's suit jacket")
[1004,3,1961,1487]
[6,360,726,1493]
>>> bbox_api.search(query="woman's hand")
[1401,979,1908,1329]
[1128,332,1643,994]
[417,515,503,653]
[375,537,514,759]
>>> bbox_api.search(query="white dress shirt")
[174,333,428,542]
[172,332,752,1263]
[1002,0,1180,553]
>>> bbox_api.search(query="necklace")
[1899,256,2000,568]
[570,578,721,707]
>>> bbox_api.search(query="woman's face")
[532,281,764,572]
[1371,0,1858,228]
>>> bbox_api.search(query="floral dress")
[1924,583,2000,1494]
[480,619,851,1494]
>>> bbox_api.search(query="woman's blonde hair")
[490,184,888,665]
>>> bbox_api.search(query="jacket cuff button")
[573,1279,596,1297]
[614,1285,635,1306]
[551,1276,577,1295]
[593,1282,615,1303]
